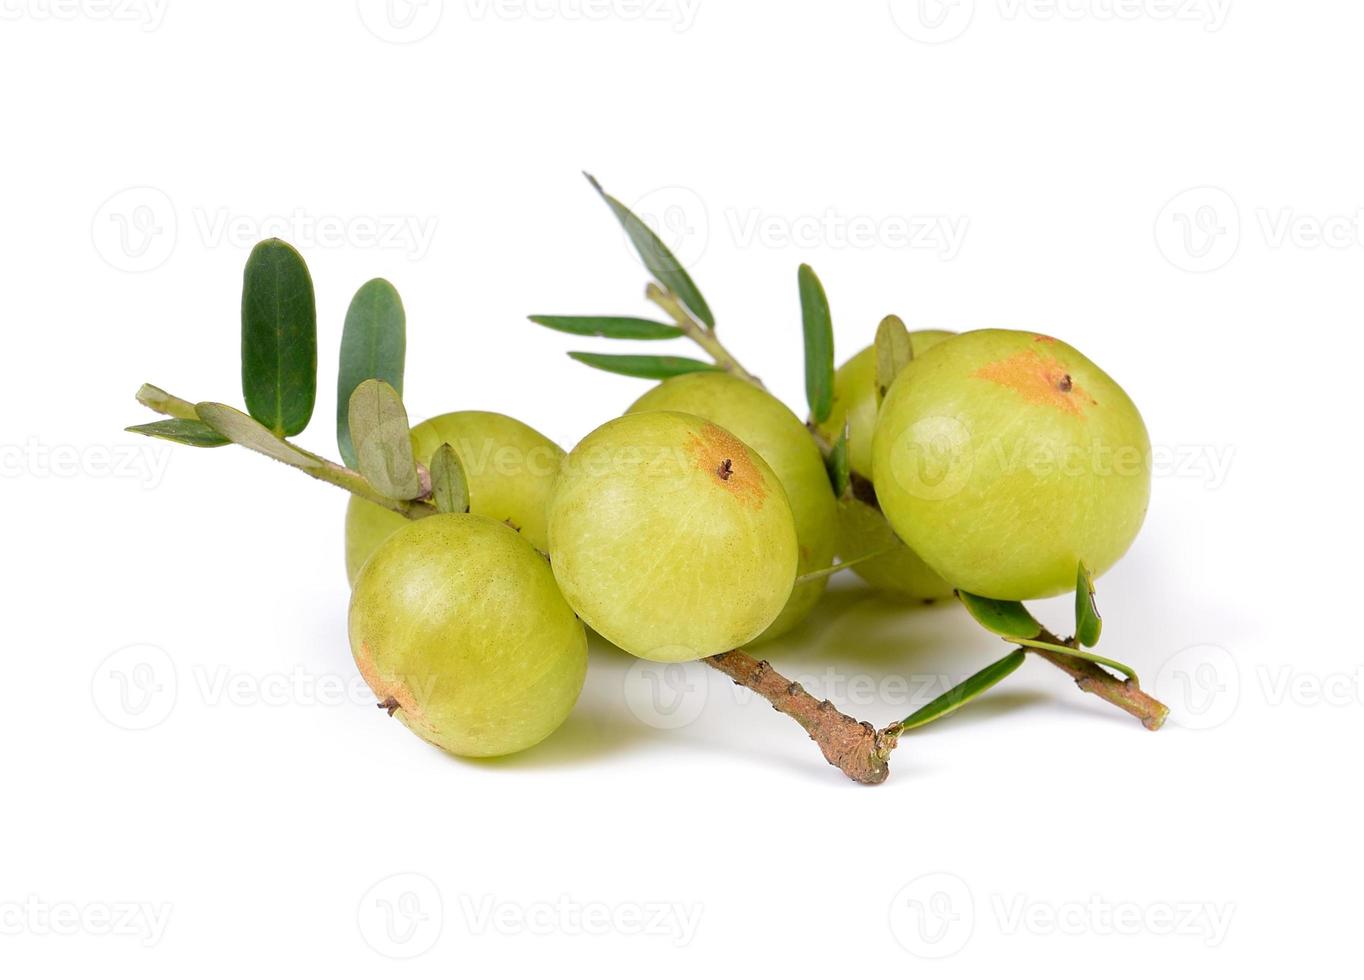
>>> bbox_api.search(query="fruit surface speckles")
[626,373,837,643]
[348,513,587,757]
[548,410,798,660]
[972,348,1097,417]
[872,329,1150,600]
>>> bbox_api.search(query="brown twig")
[705,649,899,785]
[1026,630,1169,731]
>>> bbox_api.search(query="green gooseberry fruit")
[835,497,954,601]
[345,411,564,584]
[349,513,587,758]
[626,372,836,642]
[816,330,955,478]
[548,411,799,662]
[872,329,1151,600]
[813,330,954,599]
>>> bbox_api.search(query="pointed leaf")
[348,380,420,500]
[1075,562,1103,648]
[126,418,229,448]
[957,591,1043,640]
[337,278,406,468]
[567,351,721,380]
[429,443,470,515]
[899,651,1027,731]
[196,402,321,470]
[826,422,851,499]
[875,314,913,404]
[241,238,317,437]
[1009,636,1139,686]
[528,314,683,340]
[584,173,714,328]
[799,264,834,424]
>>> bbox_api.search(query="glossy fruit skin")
[348,513,587,758]
[817,331,954,479]
[872,329,1151,600]
[627,373,836,641]
[813,331,953,598]
[345,411,564,584]
[548,411,798,662]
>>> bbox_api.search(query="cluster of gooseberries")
[127,176,1164,784]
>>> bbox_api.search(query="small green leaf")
[567,351,722,380]
[1009,636,1139,686]
[528,315,684,340]
[348,380,420,500]
[899,651,1027,731]
[196,402,320,470]
[826,422,851,499]
[584,173,714,328]
[957,591,1043,641]
[337,278,406,469]
[241,239,317,437]
[798,264,834,424]
[1075,562,1103,648]
[429,443,470,515]
[126,418,229,448]
[135,384,199,420]
[874,314,913,404]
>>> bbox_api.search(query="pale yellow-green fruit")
[872,329,1151,600]
[626,373,836,642]
[813,330,954,599]
[835,497,954,601]
[548,411,799,661]
[348,513,587,758]
[344,411,564,584]
[817,330,954,478]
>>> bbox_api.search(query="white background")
[2,1,1358,974]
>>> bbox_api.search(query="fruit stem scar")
[1059,374,1073,393]
[717,458,733,481]
[379,697,401,716]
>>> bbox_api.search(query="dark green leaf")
[528,314,684,340]
[899,651,1027,731]
[196,402,322,470]
[337,278,406,469]
[126,418,229,448]
[874,314,913,404]
[798,264,834,424]
[348,380,420,500]
[567,351,722,380]
[1010,636,1139,686]
[1075,562,1103,648]
[584,173,714,328]
[429,443,470,515]
[957,591,1043,641]
[241,239,317,437]
[826,422,851,499]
